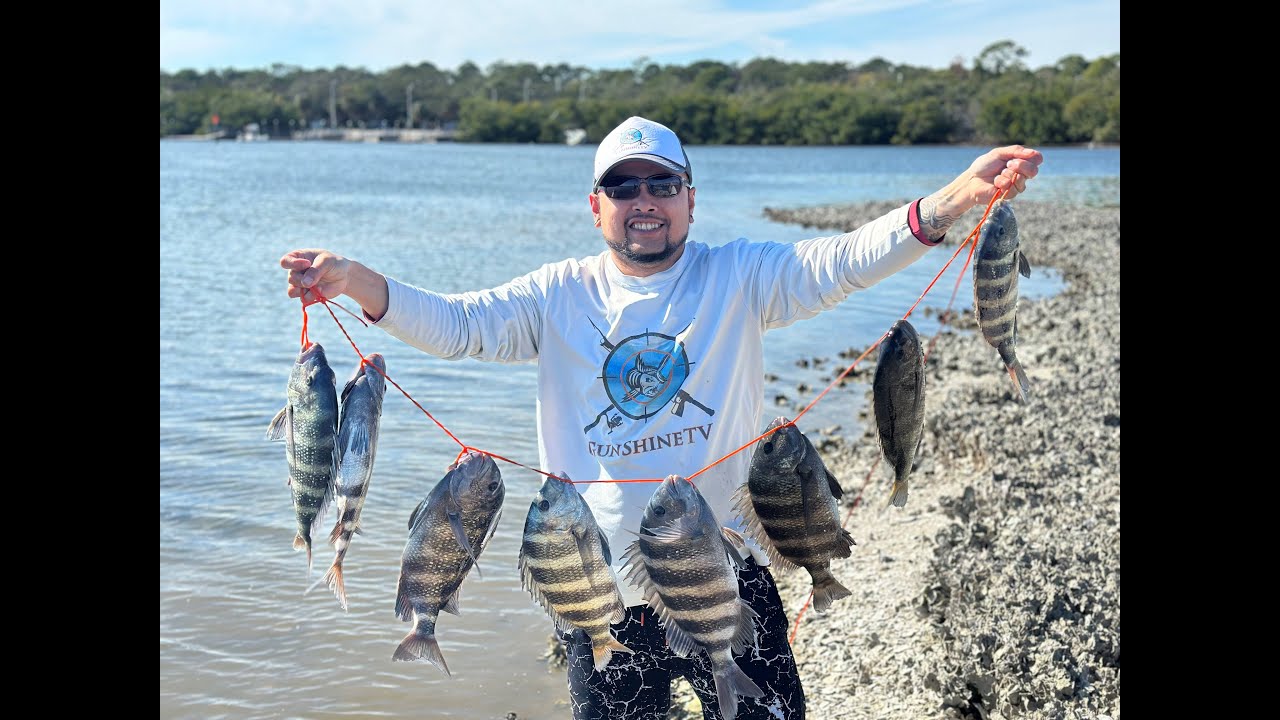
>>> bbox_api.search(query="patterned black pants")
[561,560,805,719]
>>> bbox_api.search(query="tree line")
[159,41,1119,146]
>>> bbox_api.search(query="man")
[280,116,1042,719]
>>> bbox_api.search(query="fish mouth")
[298,342,325,362]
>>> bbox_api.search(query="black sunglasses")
[596,174,685,200]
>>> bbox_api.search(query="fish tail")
[713,660,764,720]
[810,570,853,614]
[591,635,634,672]
[1005,359,1030,402]
[888,478,909,508]
[393,630,450,675]
[293,532,313,576]
[323,560,348,611]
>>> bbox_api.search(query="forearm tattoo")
[917,196,959,242]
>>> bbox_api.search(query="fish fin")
[664,617,702,658]
[889,479,909,508]
[517,547,571,632]
[1007,361,1031,403]
[835,528,857,558]
[729,600,761,656]
[640,520,697,544]
[320,559,348,611]
[810,570,852,614]
[441,586,461,616]
[406,495,431,531]
[570,525,614,597]
[484,508,503,549]
[827,469,844,500]
[719,528,748,569]
[730,483,792,571]
[448,509,481,578]
[393,630,450,675]
[598,529,613,567]
[713,660,765,720]
[327,518,344,545]
[339,364,362,405]
[308,485,335,559]
[620,540,677,634]
[294,533,313,577]
[266,406,289,441]
[343,422,371,457]
[1018,251,1031,279]
[797,465,816,529]
[592,635,634,672]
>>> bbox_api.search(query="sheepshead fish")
[873,320,926,508]
[621,476,764,720]
[518,472,632,671]
[393,450,504,674]
[266,342,340,573]
[733,418,855,613]
[318,353,387,610]
[973,199,1032,401]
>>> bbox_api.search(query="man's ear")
[589,193,602,226]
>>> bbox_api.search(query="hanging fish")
[872,320,926,508]
[316,353,387,610]
[393,451,505,674]
[621,475,764,720]
[733,417,855,613]
[519,472,632,671]
[266,342,340,574]
[973,199,1032,401]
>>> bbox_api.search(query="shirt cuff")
[908,198,944,246]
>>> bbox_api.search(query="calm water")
[159,141,1119,719]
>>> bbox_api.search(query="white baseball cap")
[593,116,692,189]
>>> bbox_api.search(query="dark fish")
[973,199,1032,401]
[318,353,387,610]
[621,476,764,720]
[733,417,855,613]
[872,320,926,508]
[266,342,340,573]
[393,451,505,674]
[519,473,632,671]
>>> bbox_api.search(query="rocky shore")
[743,199,1121,720]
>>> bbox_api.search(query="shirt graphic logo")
[584,319,714,433]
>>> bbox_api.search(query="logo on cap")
[619,125,654,150]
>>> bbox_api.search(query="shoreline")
[760,199,1121,719]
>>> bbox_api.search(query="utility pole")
[406,82,415,128]
[523,77,531,103]
[329,79,337,129]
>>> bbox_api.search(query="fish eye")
[654,506,666,516]
[763,441,774,454]
[538,500,549,512]
[488,482,499,492]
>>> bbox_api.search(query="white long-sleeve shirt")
[376,200,938,606]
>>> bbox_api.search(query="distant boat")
[564,128,587,146]
[237,123,269,142]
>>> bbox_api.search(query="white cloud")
[159,0,1118,72]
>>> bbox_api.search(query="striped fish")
[621,475,764,720]
[266,342,340,575]
[973,199,1032,401]
[733,418,855,614]
[317,353,387,611]
[872,320,926,508]
[518,473,632,671]
[393,450,504,674]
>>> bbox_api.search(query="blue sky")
[160,0,1119,74]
